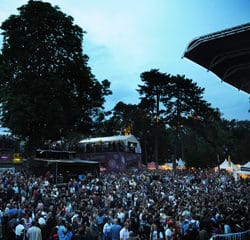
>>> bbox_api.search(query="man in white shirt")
[120,222,129,240]
[103,217,113,240]
[26,221,42,240]
[117,208,126,224]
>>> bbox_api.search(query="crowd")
[0,167,249,240]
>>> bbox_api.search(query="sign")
[241,167,250,172]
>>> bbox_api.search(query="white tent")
[219,159,237,171]
[237,161,250,178]
[242,161,250,168]
[177,159,186,169]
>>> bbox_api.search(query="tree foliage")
[222,120,250,164]
[0,1,111,153]
[137,69,217,168]
[138,69,214,126]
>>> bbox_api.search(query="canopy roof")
[183,23,250,93]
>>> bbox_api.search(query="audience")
[0,168,249,240]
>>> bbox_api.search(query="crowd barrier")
[210,229,250,240]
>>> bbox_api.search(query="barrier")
[210,230,250,240]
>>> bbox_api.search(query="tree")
[138,69,172,167]
[222,120,250,165]
[0,0,111,154]
[181,115,222,168]
[138,69,215,170]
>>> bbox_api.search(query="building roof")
[183,23,250,94]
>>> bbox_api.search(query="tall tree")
[0,1,111,154]
[138,69,215,170]
[138,69,172,167]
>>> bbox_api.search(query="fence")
[210,230,250,240]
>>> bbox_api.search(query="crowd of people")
[0,167,249,240]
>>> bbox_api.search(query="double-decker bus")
[78,134,142,172]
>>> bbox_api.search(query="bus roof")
[79,134,140,145]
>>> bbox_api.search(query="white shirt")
[120,227,129,240]
[224,224,231,234]
[165,228,174,240]
[117,212,125,223]
[150,230,164,240]
[26,226,42,240]
[38,217,46,225]
[13,185,19,193]
[15,223,25,236]
[103,222,112,234]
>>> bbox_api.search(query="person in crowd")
[223,218,232,234]
[103,217,112,240]
[6,213,18,240]
[96,210,105,240]
[57,219,67,240]
[45,211,56,240]
[117,208,126,225]
[198,224,209,240]
[120,222,130,240]
[65,224,73,240]
[37,211,46,239]
[110,218,122,240]
[26,220,42,240]
[47,227,59,240]
[88,215,99,240]
[23,212,33,232]
[165,223,174,240]
[82,226,95,240]
[150,223,164,240]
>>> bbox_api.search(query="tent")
[147,162,156,170]
[242,161,250,169]
[219,159,237,171]
[237,161,250,179]
[177,159,186,169]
